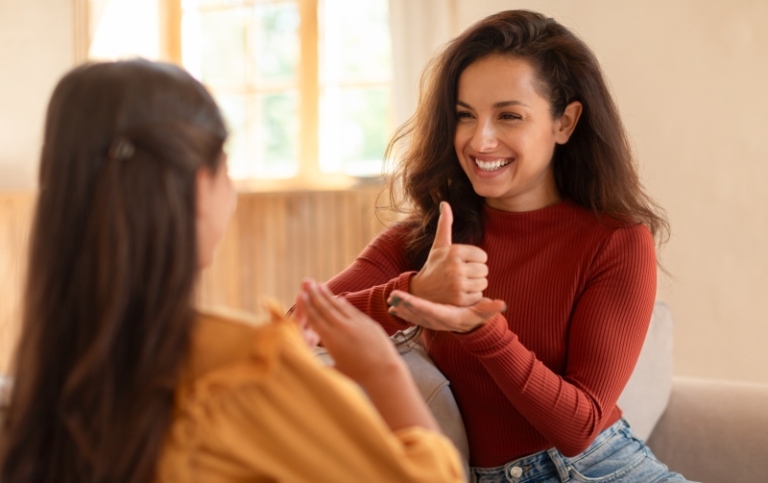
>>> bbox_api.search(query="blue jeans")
[470,419,696,483]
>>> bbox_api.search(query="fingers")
[473,297,507,319]
[453,244,489,264]
[293,291,306,326]
[300,280,340,333]
[431,201,453,249]
[463,278,489,294]
[387,290,506,333]
[300,279,360,332]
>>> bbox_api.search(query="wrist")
[408,271,421,296]
[356,357,409,392]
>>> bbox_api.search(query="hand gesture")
[291,292,321,348]
[409,202,489,306]
[298,279,404,386]
[387,289,506,333]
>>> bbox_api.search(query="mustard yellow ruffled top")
[156,307,464,483]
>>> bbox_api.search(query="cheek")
[220,181,236,227]
[227,186,237,221]
[453,126,470,153]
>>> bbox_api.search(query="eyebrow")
[456,100,530,109]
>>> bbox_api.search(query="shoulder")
[356,220,415,266]
[185,304,303,383]
[560,201,655,250]
[597,219,655,257]
[369,220,413,246]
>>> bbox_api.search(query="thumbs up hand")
[409,202,489,306]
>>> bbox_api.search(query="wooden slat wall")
[0,185,393,374]
[197,185,395,311]
[0,193,35,375]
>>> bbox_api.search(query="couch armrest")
[647,376,768,483]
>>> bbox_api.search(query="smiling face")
[454,54,581,212]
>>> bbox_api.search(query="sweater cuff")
[397,271,418,293]
[452,314,516,354]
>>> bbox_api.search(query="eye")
[500,112,522,121]
[456,110,473,121]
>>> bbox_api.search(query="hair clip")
[108,137,136,161]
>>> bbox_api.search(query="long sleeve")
[157,313,464,483]
[325,223,417,334]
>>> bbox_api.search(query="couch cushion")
[316,333,471,472]
[395,332,470,471]
[647,377,768,483]
[617,300,674,440]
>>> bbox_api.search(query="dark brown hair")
[0,59,227,483]
[386,9,668,268]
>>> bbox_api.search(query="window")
[180,0,394,188]
[85,0,393,188]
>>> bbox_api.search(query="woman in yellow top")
[0,59,463,483]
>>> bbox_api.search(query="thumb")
[292,291,307,327]
[432,201,453,249]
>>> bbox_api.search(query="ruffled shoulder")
[158,305,313,481]
[183,304,297,381]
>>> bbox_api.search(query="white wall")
[446,1,768,384]
[0,0,75,190]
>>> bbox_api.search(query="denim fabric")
[470,419,697,483]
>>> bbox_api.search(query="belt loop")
[546,448,570,482]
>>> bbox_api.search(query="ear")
[554,100,583,145]
[196,166,214,220]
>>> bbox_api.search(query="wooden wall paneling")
[242,192,276,310]
[336,190,350,277]
[288,192,308,305]
[279,192,298,306]
[337,189,356,280]
[236,194,260,312]
[314,190,336,281]
[0,193,35,375]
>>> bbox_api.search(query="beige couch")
[621,302,768,483]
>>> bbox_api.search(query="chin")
[468,183,507,200]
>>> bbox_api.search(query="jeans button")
[509,466,523,478]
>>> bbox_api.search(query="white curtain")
[387,0,457,126]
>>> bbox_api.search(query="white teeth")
[474,157,512,171]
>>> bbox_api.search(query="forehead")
[457,55,547,106]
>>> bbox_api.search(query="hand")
[409,202,489,306]
[291,291,321,348]
[298,279,404,386]
[387,289,506,333]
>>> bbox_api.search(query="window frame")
[168,0,391,191]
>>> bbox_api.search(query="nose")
[470,118,498,152]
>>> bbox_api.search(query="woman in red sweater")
[324,9,695,483]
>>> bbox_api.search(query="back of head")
[389,10,667,266]
[0,59,227,483]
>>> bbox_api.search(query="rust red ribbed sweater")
[325,200,657,467]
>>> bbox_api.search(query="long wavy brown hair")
[385,9,668,268]
[0,59,227,483]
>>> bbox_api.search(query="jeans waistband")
[472,418,628,482]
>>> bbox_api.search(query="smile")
[473,157,512,172]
